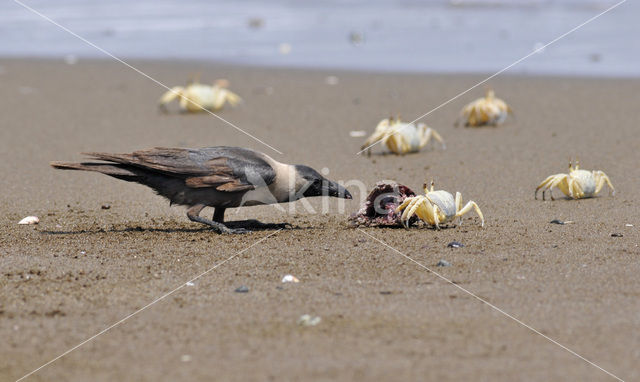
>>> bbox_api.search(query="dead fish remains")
[348,182,417,227]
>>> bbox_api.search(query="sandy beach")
[1,58,639,381]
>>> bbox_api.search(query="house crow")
[51,146,352,234]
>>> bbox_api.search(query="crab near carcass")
[456,90,513,127]
[361,117,445,155]
[349,182,418,227]
[159,79,242,113]
[535,160,614,200]
[396,181,484,229]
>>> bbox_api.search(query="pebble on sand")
[18,216,39,225]
[550,219,574,225]
[447,241,464,248]
[234,285,249,293]
[436,259,451,267]
[298,314,321,327]
[282,274,300,283]
[611,233,623,237]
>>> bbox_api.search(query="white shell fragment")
[18,216,39,225]
[349,130,366,137]
[282,274,300,283]
[626,224,633,227]
[297,314,321,327]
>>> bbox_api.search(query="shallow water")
[1,0,638,76]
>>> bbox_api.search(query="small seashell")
[281,274,299,283]
[436,259,451,267]
[18,216,39,225]
[297,314,321,326]
[447,241,464,248]
[349,130,366,137]
[186,281,195,286]
[625,224,633,227]
[234,285,249,293]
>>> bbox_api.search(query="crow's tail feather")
[50,161,140,180]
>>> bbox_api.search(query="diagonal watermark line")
[357,0,628,155]
[15,229,282,382]
[12,0,283,155]
[357,228,624,381]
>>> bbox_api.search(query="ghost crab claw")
[535,159,615,200]
[395,181,485,229]
[361,117,445,155]
[158,78,242,113]
[456,89,513,127]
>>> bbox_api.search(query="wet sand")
[1,59,639,381]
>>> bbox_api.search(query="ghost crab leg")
[536,174,567,200]
[361,130,386,156]
[397,196,423,227]
[158,86,185,112]
[454,193,485,227]
[417,124,446,150]
[386,133,406,155]
[455,192,463,225]
[223,89,242,107]
[548,174,571,199]
[535,174,558,200]
[593,170,615,195]
[567,176,584,199]
[397,195,436,228]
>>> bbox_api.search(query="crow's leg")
[213,207,226,223]
[187,204,249,234]
[217,207,290,230]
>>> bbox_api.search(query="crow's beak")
[325,180,352,199]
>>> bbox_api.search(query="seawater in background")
[1,0,638,76]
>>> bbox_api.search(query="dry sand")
[1,59,639,381]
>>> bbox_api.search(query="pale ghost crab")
[456,90,513,127]
[535,160,614,200]
[361,117,445,155]
[159,79,242,113]
[396,181,485,229]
